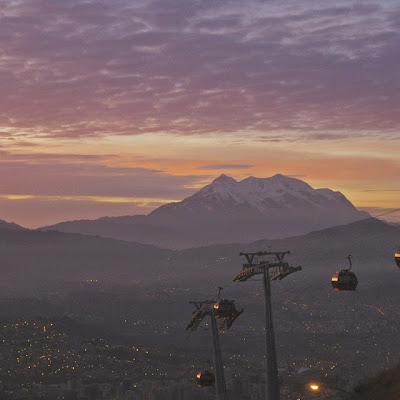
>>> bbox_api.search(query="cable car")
[213,299,238,318]
[395,247,400,269]
[331,255,358,291]
[196,371,215,387]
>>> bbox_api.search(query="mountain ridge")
[0,220,27,231]
[39,174,369,249]
[0,217,399,291]
[149,174,358,218]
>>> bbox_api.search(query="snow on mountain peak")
[195,173,353,211]
[212,174,238,185]
[145,173,367,241]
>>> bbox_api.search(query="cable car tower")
[186,290,243,400]
[233,251,302,400]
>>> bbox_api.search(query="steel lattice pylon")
[186,296,243,400]
[233,251,302,400]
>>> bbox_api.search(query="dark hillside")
[1,218,399,290]
[0,228,171,289]
[0,220,27,230]
[352,362,400,400]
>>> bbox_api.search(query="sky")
[0,0,399,227]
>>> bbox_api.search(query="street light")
[308,383,320,392]
[307,381,352,398]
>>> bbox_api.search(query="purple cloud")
[0,0,399,139]
[0,151,208,198]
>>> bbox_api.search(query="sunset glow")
[1,0,399,227]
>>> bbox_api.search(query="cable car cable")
[371,208,400,219]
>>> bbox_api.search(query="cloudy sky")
[1,0,399,227]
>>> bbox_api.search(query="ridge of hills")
[0,219,27,231]
[0,217,399,292]
[353,362,400,400]
[0,228,170,290]
[39,174,369,249]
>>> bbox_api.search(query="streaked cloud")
[0,194,180,204]
[198,164,253,170]
[0,0,399,139]
[0,196,165,228]
[362,189,400,192]
[0,150,209,198]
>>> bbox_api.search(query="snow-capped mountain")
[150,174,358,218]
[41,174,369,249]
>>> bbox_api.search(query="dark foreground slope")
[352,362,400,400]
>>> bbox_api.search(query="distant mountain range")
[1,218,399,291]
[353,362,400,400]
[0,220,27,231]
[0,228,170,290]
[40,174,369,249]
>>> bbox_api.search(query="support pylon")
[186,294,243,400]
[233,251,302,400]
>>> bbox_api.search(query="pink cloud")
[0,0,398,139]
[0,151,208,198]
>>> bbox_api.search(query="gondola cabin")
[395,247,400,269]
[331,270,358,291]
[331,255,358,291]
[213,299,237,318]
[196,371,215,387]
